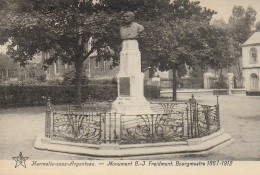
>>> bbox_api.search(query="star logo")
[12,152,29,168]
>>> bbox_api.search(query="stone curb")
[34,130,232,158]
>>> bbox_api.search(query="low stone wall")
[231,89,246,95]
[246,91,260,96]
[160,89,213,98]
[213,89,228,95]
[161,89,246,98]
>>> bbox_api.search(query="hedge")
[246,91,260,96]
[213,89,228,95]
[0,85,160,108]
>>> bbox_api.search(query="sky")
[192,0,260,22]
[1,0,260,53]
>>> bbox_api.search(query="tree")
[0,53,18,83]
[137,0,217,100]
[228,5,257,79]
[0,0,175,103]
[209,20,236,75]
[255,21,260,32]
[0,0,232,102]
[0,0,123,104]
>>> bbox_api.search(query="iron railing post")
[151,114,154,141]
[203,105,211,134]
[119,114,122,142]
[216,96,220,130]
[45,97,52,138]
[114,113,117,143]
[189,95,194,138]
[195,102,198,138]
[109,113,112,143]
[103,113,106,143]
[99,113,102,142]
[186,103,189,139]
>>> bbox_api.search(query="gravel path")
[0,95,259,160]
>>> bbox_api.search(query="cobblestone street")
[0,94,259,160]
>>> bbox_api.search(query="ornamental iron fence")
[45,95,220,144]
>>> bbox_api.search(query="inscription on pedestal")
[119,77,130,96]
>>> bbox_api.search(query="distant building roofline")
[242,32,260,47]
[241,43,260,47]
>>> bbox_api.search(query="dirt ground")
[0,94,259,160]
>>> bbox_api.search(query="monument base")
[112,96,153,115]
[34,130,232,159]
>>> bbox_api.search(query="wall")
[242,45,260,91]
[243,68,260,91]
[86,56,119,79]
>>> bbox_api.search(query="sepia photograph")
[0,0,260,175]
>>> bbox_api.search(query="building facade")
[242,32,260,93]
[43,50,120,81]
[86,53,119,79]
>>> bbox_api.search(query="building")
[44,51,120,81]
[241,31,260,93]
[86,53,119,79]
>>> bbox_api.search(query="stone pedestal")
[112,40,152,114]
[227,73,234,95]
[203,72,214,89]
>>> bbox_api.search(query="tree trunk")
[236,56,242,80]
[220,68,223,77]
[74,59,83,105]
[172,67,177,101]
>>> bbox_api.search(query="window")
[95,58,99,68]
[250,73,259,90]
[250,47,258,63]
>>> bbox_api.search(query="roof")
[242,32,260,47]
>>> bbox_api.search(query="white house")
[241,31,260,93]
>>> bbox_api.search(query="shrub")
[0,84,159,108]
[211,75,227,89]
[144,85,160,99]
[246,91,260,96]
[178,77,203,89]
[213,89,228,95]
[88,78,118,85]
[63,69,89,85]
[81,85,117,102]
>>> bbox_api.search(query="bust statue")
[120,12,144,40]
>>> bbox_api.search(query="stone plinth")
[227,73,234,95]
[34,130,232,158]
[112,40,152,114]
[203,72,214,89]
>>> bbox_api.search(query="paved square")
[0,95,259,160]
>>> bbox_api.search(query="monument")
[34,12,231,158]
[112,11,152,114]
